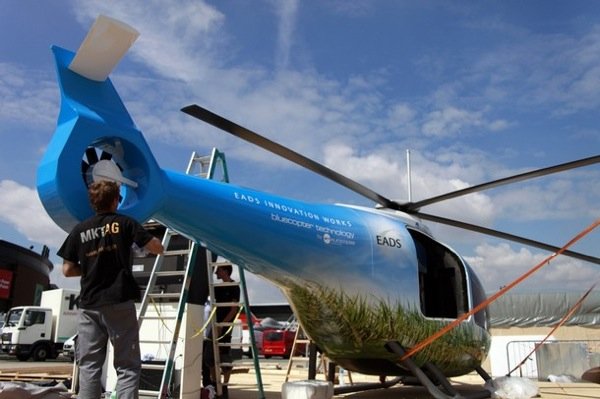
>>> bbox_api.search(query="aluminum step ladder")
[199,149,265,399]
[284,316,337,384]
[137,148,263,398]
[205,256,264,399]
[137,227,199,398]
[136,149,227,398]
[205,258,240,397]
[284,317,314,382]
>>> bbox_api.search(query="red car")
[262,329,306,358]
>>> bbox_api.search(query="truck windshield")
[6,309,23,327]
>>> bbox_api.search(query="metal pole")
[406,149,412,202]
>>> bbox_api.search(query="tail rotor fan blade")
[85,147,99,164]
[100,151,112,161]
[82,147,129,187]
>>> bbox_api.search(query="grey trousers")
[77,301,141,399]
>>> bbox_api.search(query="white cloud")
[73,0,227,81]
[493,174,600,222]
[387,103,417,131]
[421,106,508,137]
[322,143,496,228]
[471,25,600,114]
[0,63,56,130]
[465,242,597,293]
[2,1,595,299]
[323,143,402,187]
[271,0,300,71]
[0,180,67,248]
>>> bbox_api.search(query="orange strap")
[400,218,600,362]
[507,281,597,376]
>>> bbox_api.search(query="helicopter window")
[409,229,469,319]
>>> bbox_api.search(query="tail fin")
[37,16,164,231]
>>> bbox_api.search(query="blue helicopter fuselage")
[37,45,491,377]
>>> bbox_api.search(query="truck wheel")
[16,354,30,361]
[32,345,50,361]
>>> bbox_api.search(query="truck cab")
[1,307,55,361]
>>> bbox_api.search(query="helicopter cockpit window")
[409,229,469,319]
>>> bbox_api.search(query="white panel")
[69,15,139,81]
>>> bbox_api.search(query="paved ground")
[230,362,600,399]
[0,356,598,399]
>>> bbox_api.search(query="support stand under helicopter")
[299,340,493,399]
[384,341,492,399]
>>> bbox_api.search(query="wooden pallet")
[0,365,72,383]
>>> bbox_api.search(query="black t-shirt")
[214,283,240,322]
[58,212,154,308]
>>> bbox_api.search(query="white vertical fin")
[69,15,139,81]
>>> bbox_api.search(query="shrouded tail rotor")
[37,17,163,232]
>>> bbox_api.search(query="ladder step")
[141,363,166,370]
[139,389,161,396]
[140,339,173,344]
[213,281,240,287]
[213,302,240,307]
[139,315,177,321]
[149,293,181,299]
[154,270,186,277]
[218,342,248,348]
[289,356,309,361]
[162,249,191,256]
[193,155,212,164]
[214,321,237,327]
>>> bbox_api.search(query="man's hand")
[63,260,82,277]
[145,237,164,255]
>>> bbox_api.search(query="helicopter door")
[408,229,469,319]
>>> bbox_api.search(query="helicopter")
[37,16,599,399]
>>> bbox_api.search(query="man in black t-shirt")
[58,180,163,399]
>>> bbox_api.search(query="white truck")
[1,288,79,361]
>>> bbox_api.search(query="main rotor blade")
[414,211,600,265]
[181,104,400,209]
[405,155,600,211]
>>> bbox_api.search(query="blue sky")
[0,1,598,302]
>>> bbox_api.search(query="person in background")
[203,264,240,398]
[58,180,164,399]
